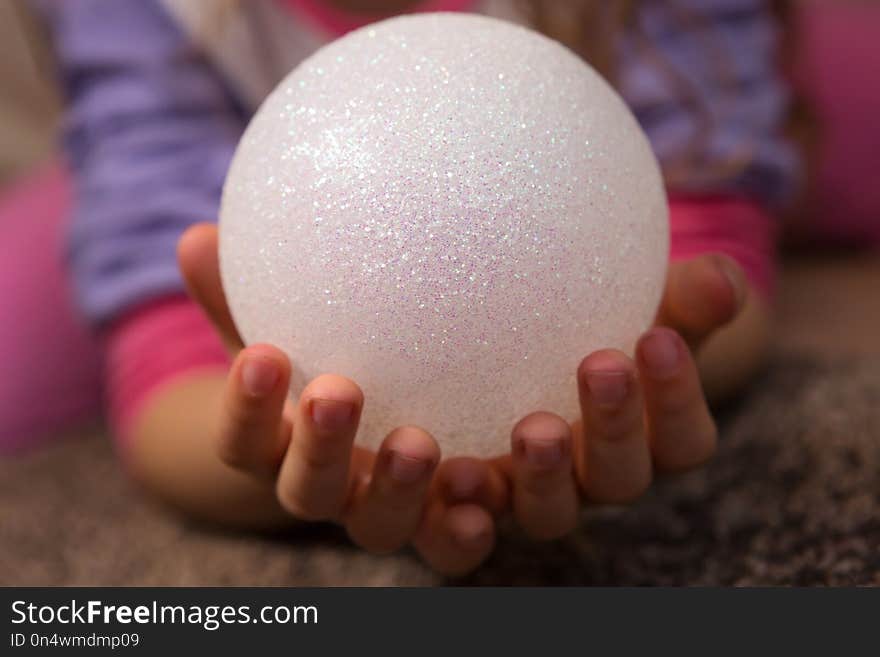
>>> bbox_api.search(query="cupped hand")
[177,223,507,576]
[496,254,748,540]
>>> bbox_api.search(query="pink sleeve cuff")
[668,196,778,299]
[105,296,230,446]
[281,0,477,36]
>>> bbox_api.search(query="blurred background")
[0,2,60,182]
[0,0,878,586]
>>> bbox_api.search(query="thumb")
[177,222,244,352]
[655,253,747,351]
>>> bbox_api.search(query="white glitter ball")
[219,13,668,457]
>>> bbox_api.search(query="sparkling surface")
[219,13,668,457]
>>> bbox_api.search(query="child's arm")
[38,0,502,576]
[499,0,795,539]
[38,0,243,326]
[622,0,792,401]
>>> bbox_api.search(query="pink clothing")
[792,1,880,245]
[284,0,476,36]
[0,161,103,453]
[669,196,776,299]
[105,296,229,445]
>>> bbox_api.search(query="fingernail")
[387,451,429,484]
[241,358,279,397]
[585,370,630,407]
[716,258,747,311]
[520,438,565,469]
[310,398,355,431]
[453,521,491,551]
[640,330,681,379]
[448,468,482,501]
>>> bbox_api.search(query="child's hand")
[495,254,749,540]
[178,224,507,576]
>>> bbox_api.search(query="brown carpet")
[1,350,878,586]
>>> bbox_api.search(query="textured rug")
[1,350,878,586]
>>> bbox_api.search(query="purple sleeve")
[37,0,245,325]
[619,0,801,206]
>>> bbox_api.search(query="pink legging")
[0,161,773,454]
[0,161,103,452]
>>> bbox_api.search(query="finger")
[217,344,292,478]
[510,412,579,540]
[575,350,652,503]
[411,457,505,576]
[636,328,718,472]
[177,223,243,351]
[436,457,509,518]
[413,502,496,577]
[275,374,364,521]
[344,426,440,554]
[656,254,747,350]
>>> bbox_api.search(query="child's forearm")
[124,371,293,530]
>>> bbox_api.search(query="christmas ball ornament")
[219,13,668,457]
